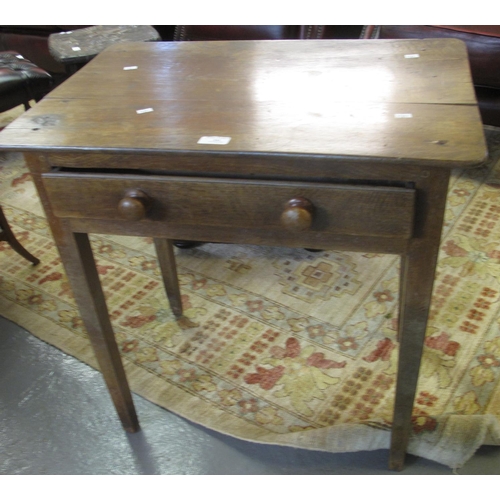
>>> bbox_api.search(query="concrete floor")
[1,315,500,475]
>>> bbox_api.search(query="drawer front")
[42,173,415,239]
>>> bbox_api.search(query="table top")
[0,39,487,166]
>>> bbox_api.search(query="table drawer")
[42,173,415,239]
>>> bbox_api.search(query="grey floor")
[1,315,500,475]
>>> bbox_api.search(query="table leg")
[59,230,139,432]
[24,154,139,432]
[154,238,183,317]
[389,171,450,470]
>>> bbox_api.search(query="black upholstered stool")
[0,206,39,265]
[0,51,53,113]
[0,50,51,264]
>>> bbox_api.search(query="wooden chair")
[0,205,39,265]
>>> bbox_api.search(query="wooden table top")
[0,39,487,166]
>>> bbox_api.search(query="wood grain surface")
[0,39,487,165]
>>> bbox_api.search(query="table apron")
[42,173,416,242]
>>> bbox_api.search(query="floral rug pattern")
[1,127,500,468]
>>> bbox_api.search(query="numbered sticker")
[197,136,231,145]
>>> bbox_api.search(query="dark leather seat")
[0,50,53,113]
[0,51,51,264]
[173,25,363,41]
[173,25,303,41]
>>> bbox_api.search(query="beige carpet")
[1,108,500,469]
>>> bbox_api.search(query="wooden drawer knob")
[281,197,314,230]
[118,189,152,221]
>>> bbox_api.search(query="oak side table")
[0,39,487,470]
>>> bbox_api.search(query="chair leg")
[0,206,39,265]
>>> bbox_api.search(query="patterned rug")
[1,115,500,469]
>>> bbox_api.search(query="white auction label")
[136,108,154,114]
[404,54,420,59]
[395,113,413,118]
[197,136,231,145]
[72,47,81,51]
[123,66,138,70]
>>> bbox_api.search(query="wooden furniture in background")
[0,205,39,265]
[0,39,487,470]
[48,25,161,74]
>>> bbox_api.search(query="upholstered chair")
[0,50,52,263]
